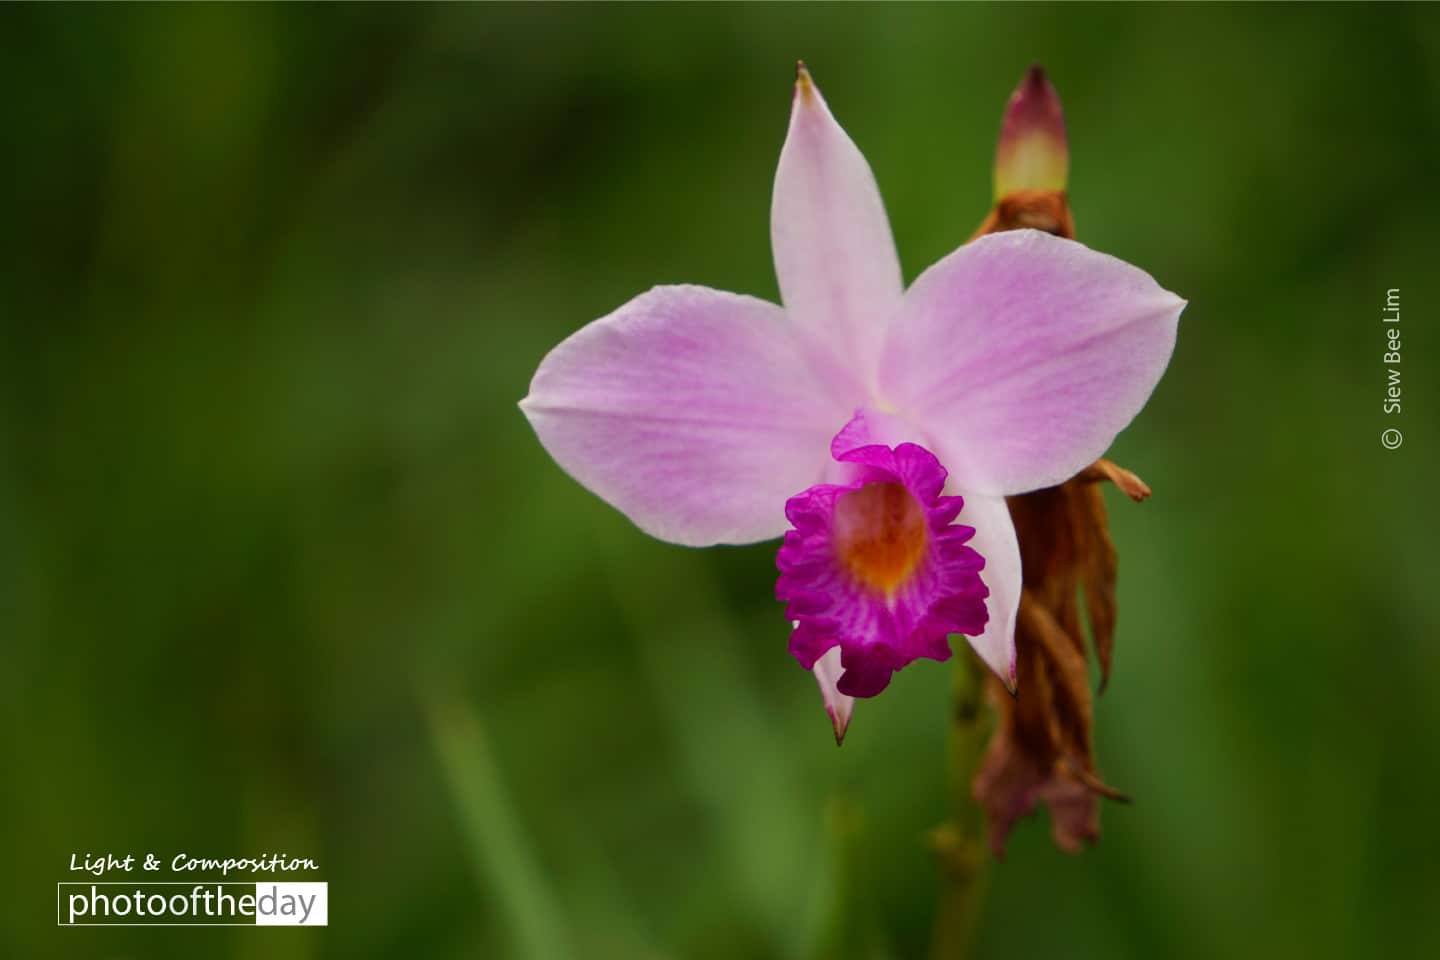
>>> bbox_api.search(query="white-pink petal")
[880,229,1185,497]
[521,285,849,546]
[771,66,904,386]
[811,645,855,745]
[951,492,1020,689]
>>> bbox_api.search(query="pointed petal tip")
[994,630,1019,695]
[991,643,1018,696]
[795,60,816,103]
[995,64,1069,199]
[812,646,855,745]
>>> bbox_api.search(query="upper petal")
[521,285,848,546]
[880,230,1185,496]
[771,64,904,386]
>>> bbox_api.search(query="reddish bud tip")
[994,64,1069,200]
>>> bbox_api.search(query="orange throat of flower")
[833,482,928,595]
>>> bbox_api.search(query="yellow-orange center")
[833,482,928,595]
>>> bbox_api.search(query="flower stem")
[929,648,993,959]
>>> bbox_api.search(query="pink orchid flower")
[521,65,1184,743]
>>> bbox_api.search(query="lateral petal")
[522,285,848,545]
[882,230,1184,496]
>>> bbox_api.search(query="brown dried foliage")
[969,191,1149,857]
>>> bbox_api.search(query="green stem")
[929,648,993,960]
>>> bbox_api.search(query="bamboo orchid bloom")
[520,65,1184,743]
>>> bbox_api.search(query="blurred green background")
[3,3,1437,958]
